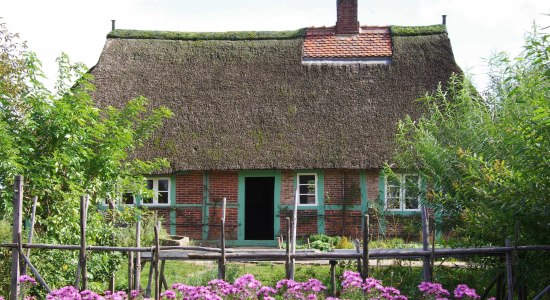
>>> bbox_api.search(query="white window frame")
[297,173,318,206]
[141,177,171,206]
[384,174,421,212]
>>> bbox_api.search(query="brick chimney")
[336,0,360,34]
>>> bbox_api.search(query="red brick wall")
[324,209,362,239]
[280,210,318,238]
[281,171,294,205]
[336,0,359,34]
[169,169,425,241]
[365,170,380,206]
[176,172,203,204]
[174,207,203,240]
[208,206,238,240]
[296,210,318,237]
[209,171,238,205]
[207,171,239,240]
[324,170,361,206]
[151,208,171,234]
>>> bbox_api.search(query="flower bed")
[7,272,493,300]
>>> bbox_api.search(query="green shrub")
[335,236,354,249]
[309,240,332,252]
[0,219,12,295]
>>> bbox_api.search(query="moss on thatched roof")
[106,25,445,41]
[107,28,307,40]
[91,26,459,173]
[391,25,446,36]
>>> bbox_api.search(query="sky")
[1,0,547,92]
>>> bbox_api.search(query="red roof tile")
[303,26,392,58]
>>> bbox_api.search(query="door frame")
[237,170,281,245]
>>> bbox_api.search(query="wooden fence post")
[290,219,296,280]
[127,251,134,292]
[431,215,436,281]
[285,217,291,279]
[10,175,23,300]
[21,196,37,276]
[160,260,168,290]
[79,195,89,291]
[218,198,226,280]
[134,219,142,291]
[329,260,337,297]
[505,238,514,300]
[154,222,161,300]
[496,272,503,300]
[362,214,369,279]
[145,262,154,298]
[354,239,362,275]
[421,206,431,282]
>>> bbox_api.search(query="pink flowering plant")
[18,274,37,300]
[418,281,450,300]
[339,271,407,300]
[12,273,491,300]
[453,284,480,299]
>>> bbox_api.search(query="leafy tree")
[0,21,172,292]
[392,26,549,293]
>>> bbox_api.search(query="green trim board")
[317,172,325,234]
[378,173,387,235]
[360,170,368,231]
[280,205,318,210]
[206,203,238,207]
[323,205,362,211]
[174,204,203,208]
[202,172,209,240]
[237,170,282,241]
[170,175,177,235]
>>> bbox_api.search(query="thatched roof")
[90,25,460,173]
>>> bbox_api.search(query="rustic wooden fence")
[2,175,549,300]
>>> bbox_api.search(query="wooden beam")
[362,214,369,279]
[421,206,431,282]
[134,219,142,291]
[10,175,23,300]
[79,195,89,290]
[505,238,514,300]
[154,222,161,300]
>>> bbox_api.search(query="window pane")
[122,193,134,205]
[387,176,400,187]
[300,194,316,205]
[142,197,153,204]
[386,197,400,209]
[158,179,169,192]
[405,197,419,209]
[299,175,315,185]
[299,184,315,195]
[404,175,420,200]
[158,192,169,204]
[146,180,154,190]
[387,185,400,200]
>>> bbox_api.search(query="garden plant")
[5,273,490,300]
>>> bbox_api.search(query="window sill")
[384,210,421,216]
